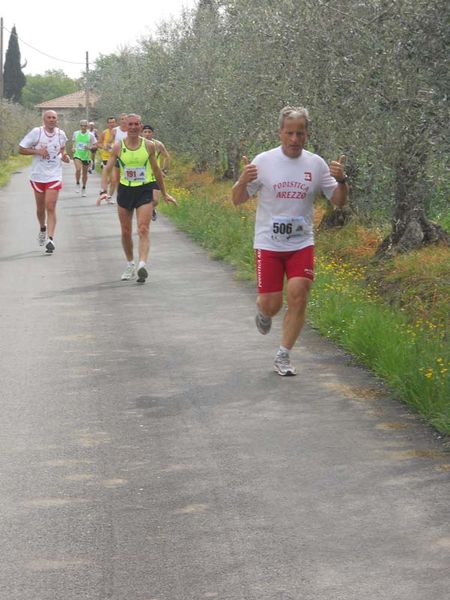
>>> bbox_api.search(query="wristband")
[336,175,348,185]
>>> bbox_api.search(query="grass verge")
[0,155,31,187]
[161,167,450,434]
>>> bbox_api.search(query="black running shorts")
[117,182,158,211]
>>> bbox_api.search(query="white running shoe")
[81,188,87,197]
[107,196,115,205]
[121,264,136,281]
[273,351,296,376]
[38,230,47,246]
[255,311,272,335]
[45,239,55,254]
[137,265,148,283]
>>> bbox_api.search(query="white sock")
[138,260,146,269]
[278,346,290,355]
[127,261,135,267]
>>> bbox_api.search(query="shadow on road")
[0,251,50,262]
[35,279,148,298]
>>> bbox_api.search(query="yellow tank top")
[100,128,114,161]
[118,138,153,187]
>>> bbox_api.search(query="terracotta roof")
[36,90,98,109]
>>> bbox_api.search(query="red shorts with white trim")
[255,246,314,294]
[30,180,62,193]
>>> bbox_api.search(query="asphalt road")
[0,163,449,600]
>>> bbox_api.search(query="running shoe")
[81,188,87,197]
[107,196,115,205]
[152,209,157,221]
[137,265,148,283]
[255,311,272,335]
[38,230,47,246]
[45,239,55,254]
[121,264,136,281]
[273,350,296,376]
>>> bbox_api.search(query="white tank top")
[114,127,128,144]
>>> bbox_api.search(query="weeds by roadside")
[0,155,31,188]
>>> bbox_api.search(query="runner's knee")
[257,294,283,317]
[137,222,149,237]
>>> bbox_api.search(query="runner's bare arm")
[100,143,120,191]
[329,155,348,208]
[19,145,48,157]
[60,144,70,163]
[158,142,171,173]
[232,156,257,205]
[146,140,177,206]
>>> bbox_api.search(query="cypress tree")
[4,26,27,104]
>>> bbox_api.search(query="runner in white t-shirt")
[109,113,128,201]
[19,110,70,253]
[232,106,348,376]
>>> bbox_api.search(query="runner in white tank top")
[19,110,70,253]
[110,113,128,198]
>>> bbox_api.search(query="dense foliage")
[92,0,449,233]
[0,100,36,160]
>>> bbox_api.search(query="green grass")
[308,256,449,432]
[0,155,31,187]
[161,179,450,434]
[163,184,256,281]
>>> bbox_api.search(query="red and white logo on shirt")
[304,172,312,181]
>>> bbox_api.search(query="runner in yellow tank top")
[99,114,177,283]
[97,116,117,202]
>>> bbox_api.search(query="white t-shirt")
[20,126,68,183]
[246,146,338,251]
[113,127,128,144]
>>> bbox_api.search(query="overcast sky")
[1,0,198,79]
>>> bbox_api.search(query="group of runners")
[18,106,348,376]
[19,111,175,285]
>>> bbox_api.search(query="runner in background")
[97,116,117,203]
[19,110,70,254]
[109,113,129,202]
[142,124,171,221]
[99,114,177,283]
[72,119,97,196]
[88,121,99,173]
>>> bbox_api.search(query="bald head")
[43,110,58,130]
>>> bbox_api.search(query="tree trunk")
[318,156,358,230]
[223,144,244,182]
[318,205,355,229]
[376,132,449,258]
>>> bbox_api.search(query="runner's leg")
[117,206,134,262]
[82,163,89,188]
[45,189,59,239]
[281,277,312,350]
[34,189,46,229]
[136,202,153,264]
[74,158,82,185]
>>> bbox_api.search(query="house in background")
[35,90,99,127]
